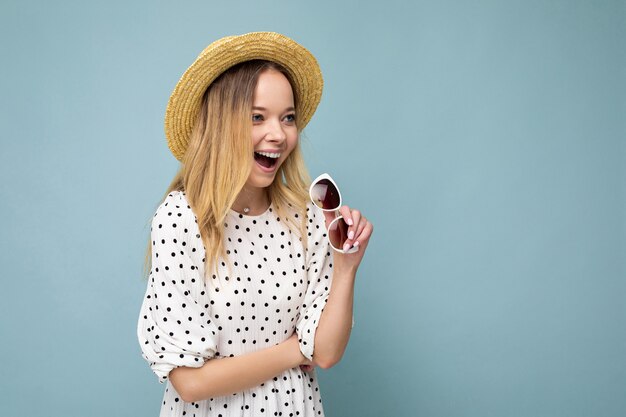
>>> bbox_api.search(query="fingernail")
[343,242,351,251]
[354,240,360,247]
[347,218,353,226]
[348,231,354,240]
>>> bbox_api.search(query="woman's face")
[247,69,298,190]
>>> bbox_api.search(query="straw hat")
[164,31,324,161]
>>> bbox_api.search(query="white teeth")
[255,151,281,158]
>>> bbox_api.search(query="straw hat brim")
[164,32,324,161]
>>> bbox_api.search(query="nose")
[265,118,287,143]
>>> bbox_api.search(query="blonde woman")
[137,32,373,417]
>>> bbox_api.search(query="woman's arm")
[310,266,356,369]
[170,334,307,403]
[312,205,372,368]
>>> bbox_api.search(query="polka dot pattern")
[137,191,333,416]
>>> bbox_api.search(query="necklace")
[235,190,268,215]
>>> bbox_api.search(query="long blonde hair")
[142,60,312,282]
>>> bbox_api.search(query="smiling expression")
[246,69,299,189]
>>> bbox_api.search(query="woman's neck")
[232,187,270,215]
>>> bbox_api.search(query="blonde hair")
[143,60,312,283]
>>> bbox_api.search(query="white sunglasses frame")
[309,173,359,254]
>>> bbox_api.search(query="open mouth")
[254,151,280,169]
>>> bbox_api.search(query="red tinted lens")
[328,217,349,251]
[310,179,340,210]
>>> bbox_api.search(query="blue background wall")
[1,1,624,416]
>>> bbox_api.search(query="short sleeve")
[137,192,219,384]
[295,203,337,361]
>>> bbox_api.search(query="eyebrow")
[252,106,295,112]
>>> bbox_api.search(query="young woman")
[137,32,373,417]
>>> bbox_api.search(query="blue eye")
[252,114,263,122]
[284,114,296,123]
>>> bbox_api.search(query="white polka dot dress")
[137,190,333,417]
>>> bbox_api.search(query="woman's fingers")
[336,205,374,253]
[339,205,353,225]
[339,206,361,251]
[352,218,368,246]
[354,220,373,247]
[348,209,361,240]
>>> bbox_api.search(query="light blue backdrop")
[1,0,624,416]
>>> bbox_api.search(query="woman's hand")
[299,363,315,372]
[285,333,316,372]
[322,205,373,275]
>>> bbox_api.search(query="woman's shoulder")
[154,189,190,213]
[303,199,327,240]
[159,189,187,205]
[151,190,198,233]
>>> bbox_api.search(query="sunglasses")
[309,173,359,254]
